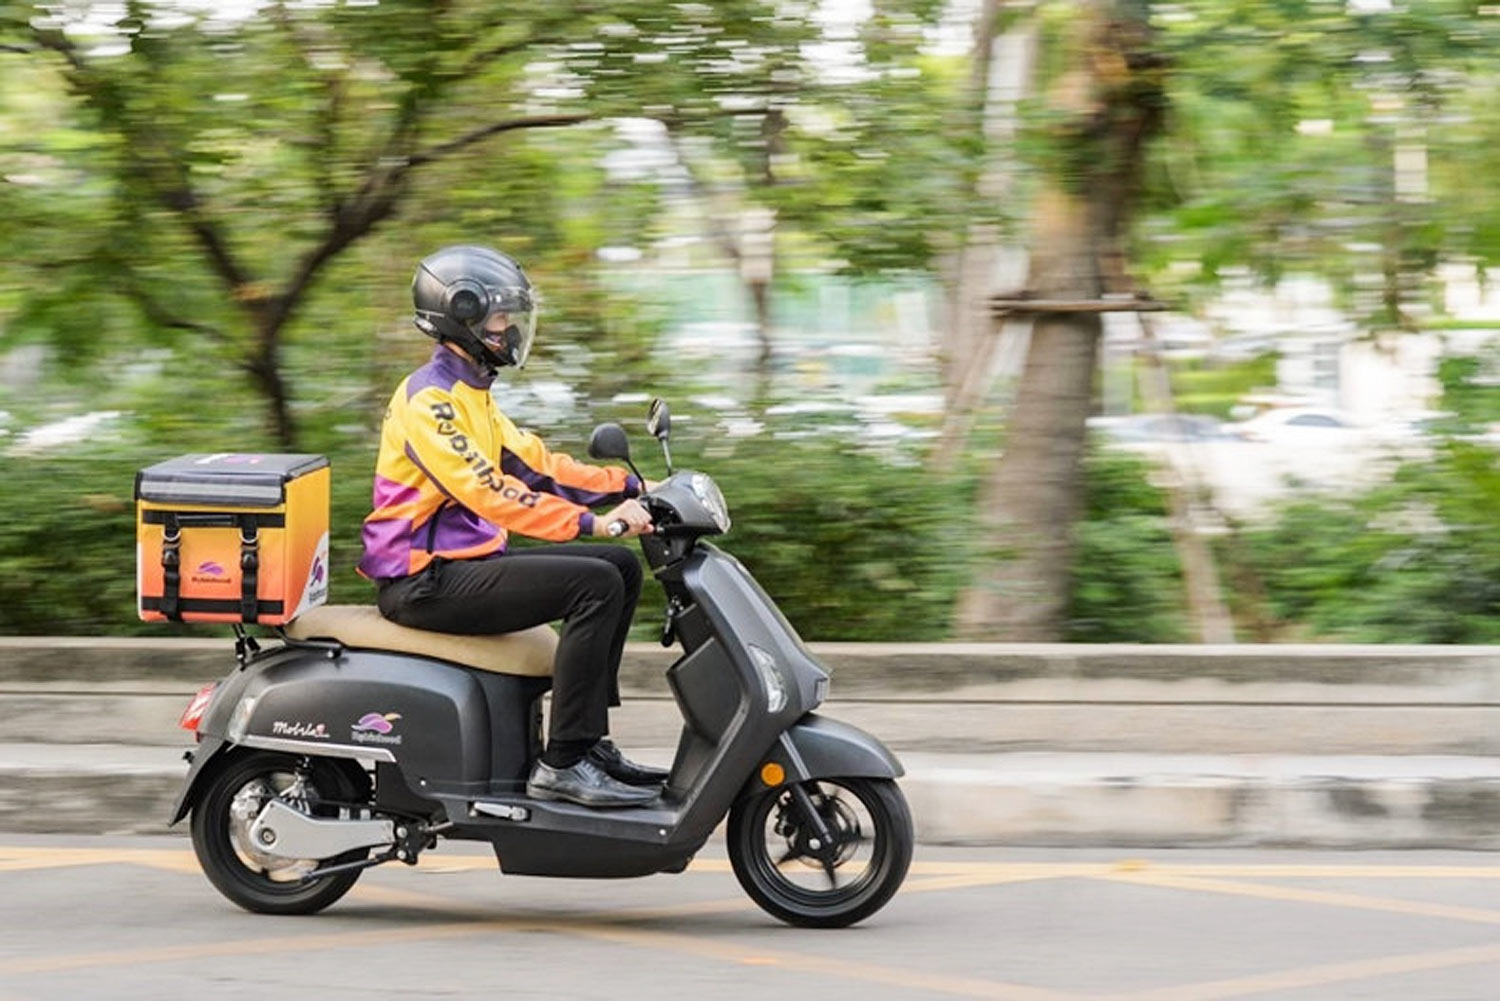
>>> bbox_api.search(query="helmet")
[411,245,538,372]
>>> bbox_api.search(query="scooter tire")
[728,776,913,928]
[190,750,370,915]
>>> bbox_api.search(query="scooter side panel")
[202,648,497,794]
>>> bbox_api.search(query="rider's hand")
[598,498,654,538]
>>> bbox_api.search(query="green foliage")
[1434,351,1500,434]
[1067,445,1190,643]
[1231,355,1500,642]
[1166,352,1278,418]
[631,421,978,642]
[1140,0,1500,322]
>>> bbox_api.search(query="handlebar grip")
[606,519,628,537]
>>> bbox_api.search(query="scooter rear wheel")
[190,750,370,915]
[728,776,912,928]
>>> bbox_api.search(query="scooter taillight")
[179,683,216,737]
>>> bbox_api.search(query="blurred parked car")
[1089,413,1228,444]
[1226,407,1362,444]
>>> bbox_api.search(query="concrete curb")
[8,638,1500,846]
[6,744,1500,849]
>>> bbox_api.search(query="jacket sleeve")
[495,410,641,507]
[405,387,597,542]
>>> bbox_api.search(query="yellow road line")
[1096,870,1500,927]
[13,844,1500,881]
[0,881,1082,1001]
[1108,941,1500,1001]
[0,922,509,977]
[567,922,1083,1001]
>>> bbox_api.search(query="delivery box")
[136,453,330,624]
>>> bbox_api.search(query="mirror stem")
[660,439,674,478]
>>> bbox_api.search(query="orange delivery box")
[135,453,331,624]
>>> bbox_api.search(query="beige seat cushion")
[285,604,556,677]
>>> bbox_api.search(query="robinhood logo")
[351,712,403,745]
[191,560,232,585]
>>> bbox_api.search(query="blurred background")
[3,0,1500,645]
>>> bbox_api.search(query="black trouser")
[377,544,642,749]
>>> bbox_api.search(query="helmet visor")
[476,286,538,368]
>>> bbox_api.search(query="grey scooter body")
[173,531,902,879]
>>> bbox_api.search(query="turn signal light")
[179,683,216,734]
[760,762,785,787]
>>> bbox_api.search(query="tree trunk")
[1136,316,1236,643]
[956,189,1102,639]
[247,321,296,449]
[930,11,1037,475]
[954,0,1164,640]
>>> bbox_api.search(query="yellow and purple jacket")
[358,347,640,580]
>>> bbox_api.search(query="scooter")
[170,399,913,928]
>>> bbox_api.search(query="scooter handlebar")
[606,519,629,537]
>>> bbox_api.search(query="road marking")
[1108,941,1500,1001]
[1096,870,1500,927]
[562,923,1083,1001]
[0,922,512,977]
[13,844,1500,882]
[0,877,1084,1001]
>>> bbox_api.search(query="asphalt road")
[6,836,1500,1000]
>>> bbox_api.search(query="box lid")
[135,453,329,507]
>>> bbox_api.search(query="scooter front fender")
[740,713,904,801]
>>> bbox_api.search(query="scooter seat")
[284,605,556,677]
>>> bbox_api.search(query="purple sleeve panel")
[501,451,620,508]
[358,517,414,580]
[625,474,643,498]
[371,474,423,510]
[578,512,595,539]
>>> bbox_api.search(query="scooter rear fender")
[169,736,231,826]
[738,713,904,802]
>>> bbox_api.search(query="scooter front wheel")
[190,750,370,915]
[728,776,912,928]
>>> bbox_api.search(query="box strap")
[145,509,282,624]
[238,515,260,624]
[160,513,183,621]
[141,597,285,617]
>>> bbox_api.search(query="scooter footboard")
[746,714,904,797]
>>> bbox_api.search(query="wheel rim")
[748,779,885,906]
[224,768,323,884]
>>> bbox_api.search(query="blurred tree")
[955,0,1167,640]
[1140,0,1500,325]
[0,0,825,445]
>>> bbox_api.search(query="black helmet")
[412,245,538,372]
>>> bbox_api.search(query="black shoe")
[526,758,658,808]
[588,737,669,786]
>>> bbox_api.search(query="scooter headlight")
[747,643,787,714]
[690,473,731,533]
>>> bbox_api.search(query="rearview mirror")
[647,398,671,441]
[588,423,632,462]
